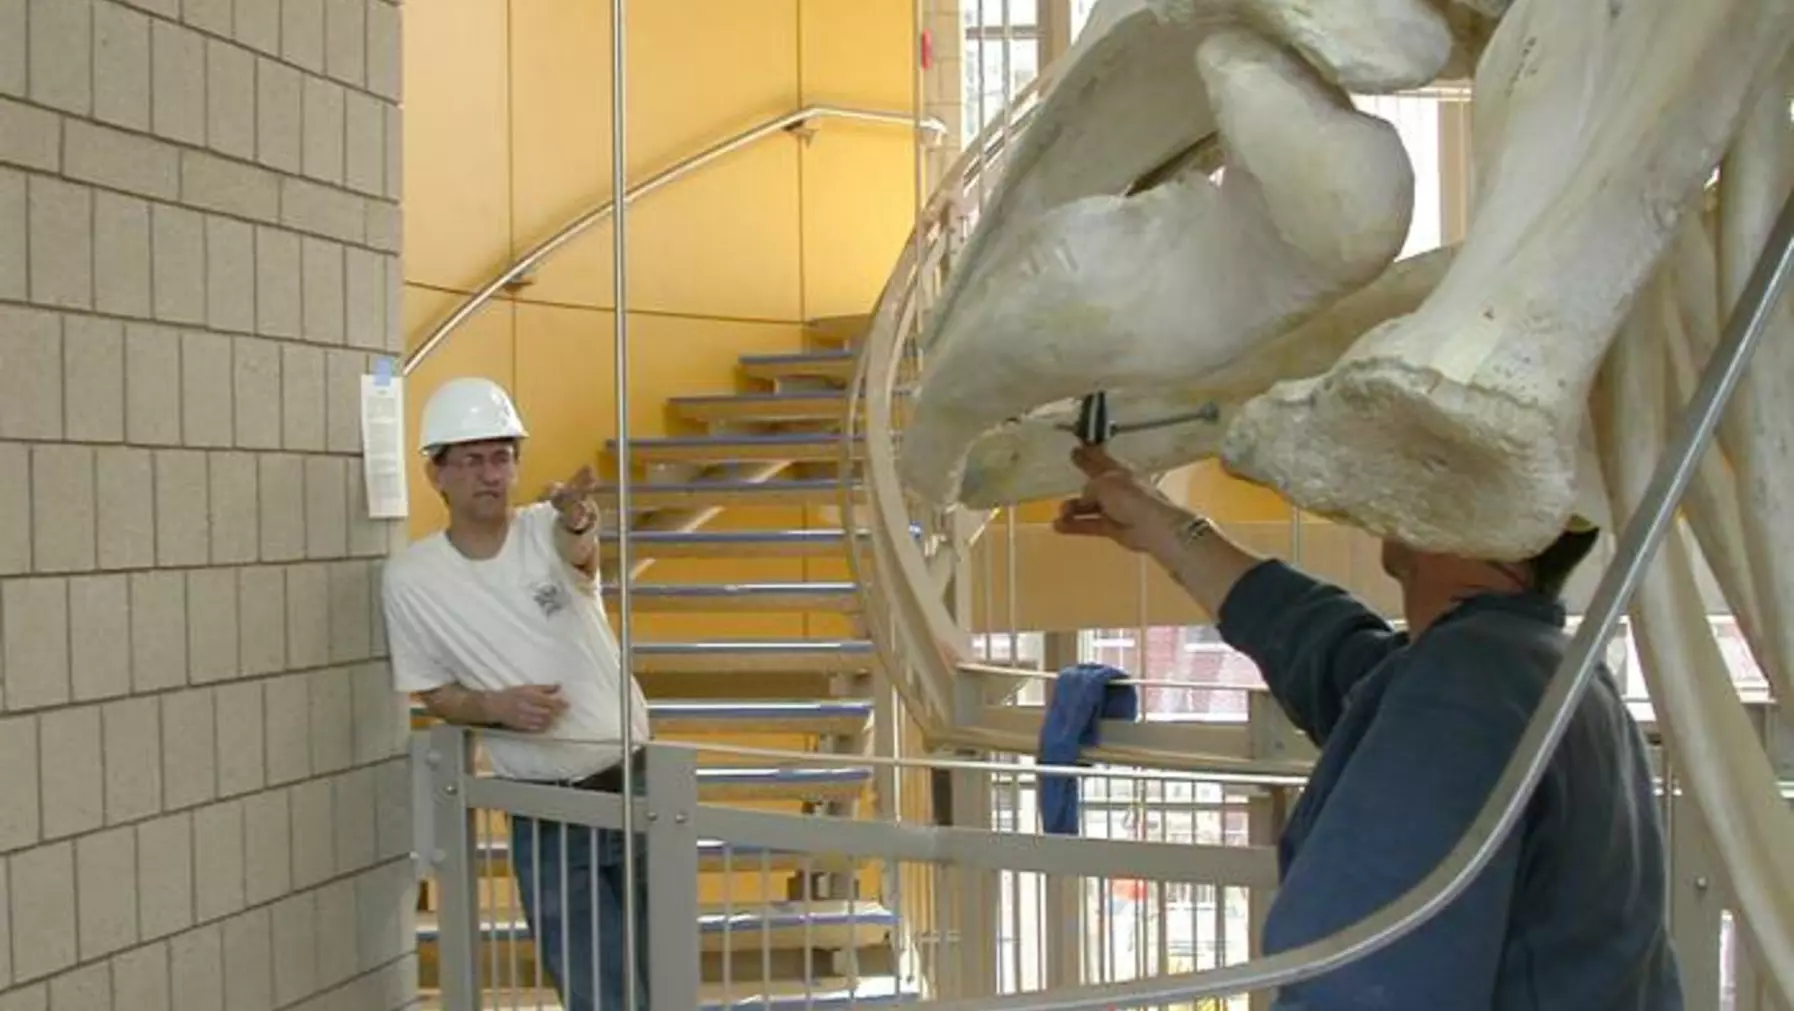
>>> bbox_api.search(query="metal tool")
[1073,392,1112,445]
[1060,394,1221,445]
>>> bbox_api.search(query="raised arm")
[544,464,602,578]
[1215,559,1402,743]
[1056,445,1399,743]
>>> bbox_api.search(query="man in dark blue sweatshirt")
[1055,444,1683,1010]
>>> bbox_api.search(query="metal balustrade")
[419,722,1793,1011]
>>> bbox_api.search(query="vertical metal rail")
[430,724,481,1011]
[1006,508,1020,673]
[902,0,927,996]
[610,0,641,1008]
[646,744,702,1011]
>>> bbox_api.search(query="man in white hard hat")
[382,376,651,1011]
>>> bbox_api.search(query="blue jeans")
[509,816,650,1011]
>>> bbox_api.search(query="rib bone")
[954,247,1453,507]
[1713,51,1794,722]
[1240,0,1451,92]
[1594,286,1794,1005]
[902,26,1414,503]
[1221,0,1794,559]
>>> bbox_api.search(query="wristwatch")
[1176,514,1213,547]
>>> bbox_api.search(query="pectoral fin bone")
[1222,0,1794,559]
[900,26,1416,503]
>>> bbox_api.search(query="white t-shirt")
[383,502,651,782]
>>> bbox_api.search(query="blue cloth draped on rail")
[1036,663,1140,835]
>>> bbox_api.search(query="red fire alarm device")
[920,28,934,70]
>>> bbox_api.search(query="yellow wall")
[399,0,1359,638]
[968,459,1406,631]
[402,0,920,535]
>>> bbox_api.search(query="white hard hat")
[418,377,528,456]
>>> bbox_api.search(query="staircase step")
[804,314,870,347]
[419,977,918,1010]
[464,838,861,876]
[412,699,873,737]
[670,391,855,425]
[598,478,854,510]
[417,901,895,952]
[634,640,875,675]
[651,700,872,736]
[607,432,859,464]
[605,583,858,613]
[739,349,856,384]
[699,901,897,951]
[600,528,857,560]
[697,766,871,803]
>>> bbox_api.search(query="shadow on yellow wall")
[401,0,922,539]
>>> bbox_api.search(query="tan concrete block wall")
[0,0,412,1008]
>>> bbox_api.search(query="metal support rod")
[645,745,701,1011]
[922,186,1794,1011]
[429,724,480,1011]
[610,0,640,1007]
[402,106,943,377]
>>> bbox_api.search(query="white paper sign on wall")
[360,358,410,519]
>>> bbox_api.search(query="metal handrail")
[401,105,946,376]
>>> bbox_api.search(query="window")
[964,0,1038,28]
[971,632,1049,704]
[1070,0,1099,39]
[1080,627,1263,723]
[1350,95,1446,257]
[962,0,1042,145]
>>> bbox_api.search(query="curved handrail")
[402,105,946,377]
[839,72,1289,771]
[840,78,1049,735]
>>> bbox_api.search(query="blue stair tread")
[600,526,915,543]
[601,528,850,543]
[605,582,856,595]
[698,767,869,783]
[600,478,848,492]
[705,981,917,1011]
[418,699,872,720]
[634,640,873,655]
[610,432,855,447]
[652,700,873,719]
[699,904,899,931]
[471,838,822,859]
[738,350,854,364]
[671,391,849,404]
[419,903,897,942]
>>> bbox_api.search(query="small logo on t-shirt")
[531,581,568,618]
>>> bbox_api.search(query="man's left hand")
[547,465,601,533]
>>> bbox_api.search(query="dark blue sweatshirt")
[1217,560,1683,1010]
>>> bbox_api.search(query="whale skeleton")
[890,0,1794,1002]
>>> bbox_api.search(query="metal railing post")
[1668,781,1725,1004]
[643,743,701,1011]
[428,723,481,1010]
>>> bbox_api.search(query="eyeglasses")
[438,448,518,473]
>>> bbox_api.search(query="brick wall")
[0,0,411,1009]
